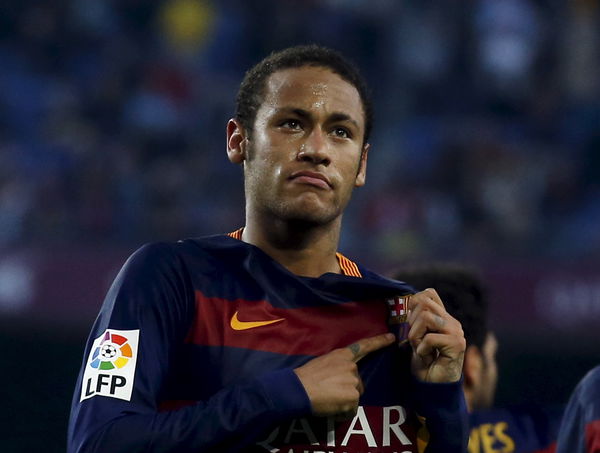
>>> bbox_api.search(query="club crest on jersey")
[80,329,139,402]
[387,295,410,343]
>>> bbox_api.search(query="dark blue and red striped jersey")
[468,404,563,453]
[67,233,468,453]
[556,365,600,453]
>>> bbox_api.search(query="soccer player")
[556,365,600,453]
[68,45,468,453]
[394,264,562,453]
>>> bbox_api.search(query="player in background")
[555,365,600,453]
[394,264,562,453]
[67,45,468,453]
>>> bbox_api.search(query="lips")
[289,170,332,189]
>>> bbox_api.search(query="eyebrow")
[274,107,360,130]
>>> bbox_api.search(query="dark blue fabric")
[68,234,468,452]
[469,404,563,453]
[556,365,600,453]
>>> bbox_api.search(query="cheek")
[247,153,287,196]
[344,156,364,186]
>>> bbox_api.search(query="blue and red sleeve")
[67,242,311,453]
[556,365,600,453]
[411,376,469,452]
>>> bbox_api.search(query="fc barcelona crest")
[387,295,411,344]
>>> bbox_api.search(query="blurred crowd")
[1,0,600,265]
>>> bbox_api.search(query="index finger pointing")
[346,333,395,362]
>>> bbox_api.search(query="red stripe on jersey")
[587,420,600,453]
[533,442,556,453]
[186,291,389,356]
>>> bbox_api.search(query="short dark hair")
[236,44,373,144]
[393,264,490,350]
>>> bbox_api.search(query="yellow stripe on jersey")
[227,228,362,278]
[336,252,362,278]
[416,414,430,453]
[227,228,243,240]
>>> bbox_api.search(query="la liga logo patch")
[80,329,139,402]
[90,331,134,370]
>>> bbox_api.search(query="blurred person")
[556,365,600,453]
[394,264,562,453]
[67,45,468,453]
[472,0,542,109]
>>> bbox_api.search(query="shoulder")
[573,365,600,403]
[129,241,180,262]
[103,235,249,311]
[583,365,600,384]
[470,404,563,427]
[328,253,415,298]
[126,234,245,269]
[358,265,417,294]
[120,241,191,279]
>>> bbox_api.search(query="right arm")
[68,243,311,453]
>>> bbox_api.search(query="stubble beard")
[250,183,344,227]
[244,166,346,228]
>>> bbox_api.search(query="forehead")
[260,66,364,125]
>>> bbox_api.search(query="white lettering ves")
[257,406,414,452]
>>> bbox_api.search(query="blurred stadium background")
[1,0,600,451]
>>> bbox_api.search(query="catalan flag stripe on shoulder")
[227,228,243,240]
[336,252,362,278]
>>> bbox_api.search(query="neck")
[242,215,343,278]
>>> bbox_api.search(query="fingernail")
[385,333,395,341]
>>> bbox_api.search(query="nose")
[297,128,331,166]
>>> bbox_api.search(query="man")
[394,264,562,453]
[556,365,600,453]
[68,45,467,453]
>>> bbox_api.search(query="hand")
[407,288,465,383]
[294,333,395,418]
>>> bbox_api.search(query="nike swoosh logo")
[230,311,285,331]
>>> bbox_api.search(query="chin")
[276,201,341,226]
[284,210,339,226]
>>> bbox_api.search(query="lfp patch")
[80,329,139,402]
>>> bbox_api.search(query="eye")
[332,127,351,139]
[280,119,302,130]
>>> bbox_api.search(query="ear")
[354,143,370,187]
[226,118,249,164]
[463,344,483,390]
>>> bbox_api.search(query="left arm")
[556,365,600,453]
[407,289,469,452]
